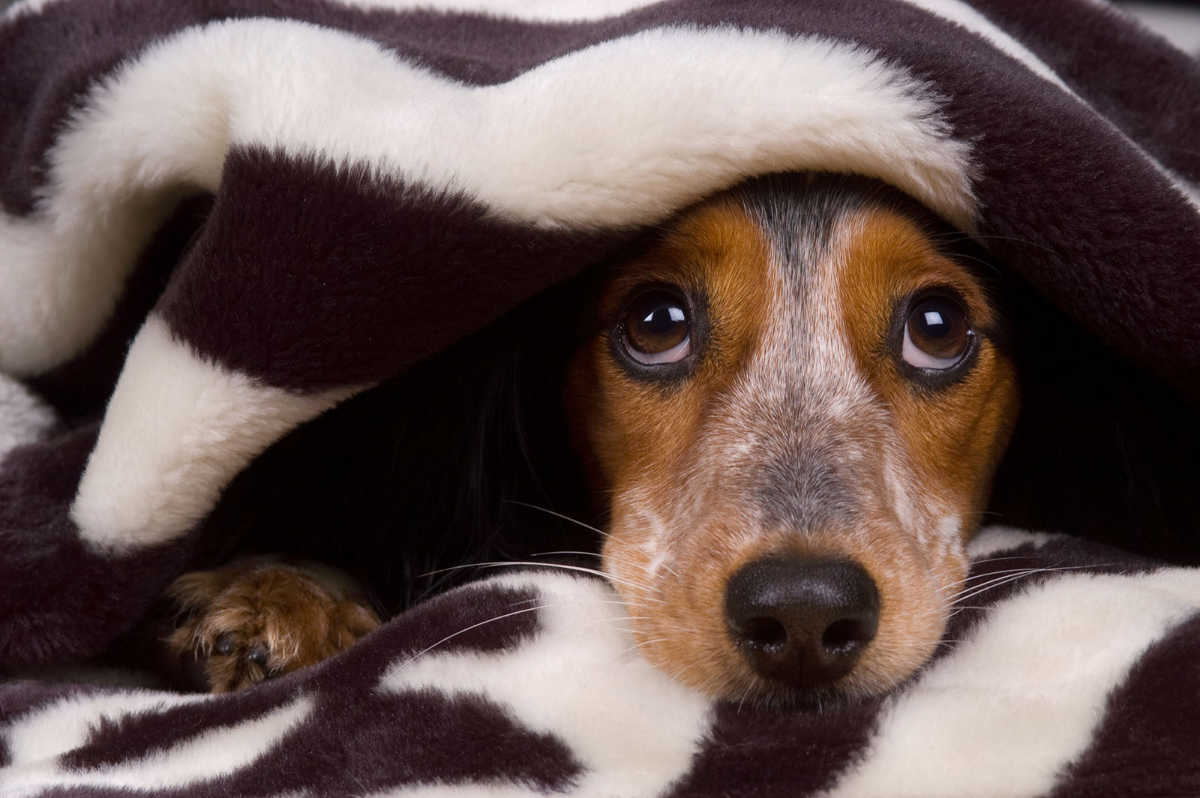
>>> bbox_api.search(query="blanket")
[2,0,1200,795]
[2,529,1200,796]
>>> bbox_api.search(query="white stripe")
[902,0,1200,209]
[824,567,1200,798]
[365,785,557,798]
[379,573,713,798]
[1,694,312,792]
[0,373,56,463]
[3,0,659,23]
[329,0,658,21]
[1,0,53,21]
[3,692,208,768]
[0,193,193,380]
[0,18,976,376]
[71,316,359,549]
[1123,2,1200,55]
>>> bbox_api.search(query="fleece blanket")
[2,529,1200,797]
[2,0,1200,795]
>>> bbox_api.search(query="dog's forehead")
[731,178,875,396]
[686,180,889,532]
[736,176,860,279]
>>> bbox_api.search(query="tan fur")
[166,182,1017,700]
[163,560,380,692]
[839,208,1018,514]
[568,191,1018,700]
[567,198,773,509]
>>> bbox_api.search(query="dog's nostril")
[725,555,879,689]
[822,617,872,653]
[741,616,788,648]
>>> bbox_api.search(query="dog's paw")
[162,560,381,692]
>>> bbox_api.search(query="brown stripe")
[1048,612,1200,797]
[969,0,1200,184]
[8,0,1191,394]
[0,426,200,667]
[664,697,883,797]
[155,146,624,391]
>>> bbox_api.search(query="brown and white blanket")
[2,0,1199,795]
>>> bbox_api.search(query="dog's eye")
[622,288,691,365]
[902,295,973,370]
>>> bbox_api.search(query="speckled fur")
[571,174,1019,700]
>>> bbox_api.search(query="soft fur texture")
[2,532,1200,796]
[1,0,1199,795]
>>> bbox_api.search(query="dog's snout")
[724,555,879,689]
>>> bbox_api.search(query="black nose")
[724,555,879,689]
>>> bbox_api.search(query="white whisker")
[401,604,548,662]
[420,560,667,603]
[506,501,609,539]
[937,565,1059,595]
[947,565,1100,610]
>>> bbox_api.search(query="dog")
[157,172,1019,698]
[155,558,381,693]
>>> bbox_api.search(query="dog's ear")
[330,601,381,650]
[165,569,237,615]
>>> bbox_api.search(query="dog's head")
[567,173,1019,701]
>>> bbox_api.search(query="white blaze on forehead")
[745,208,964,560]
[786,224,864,405]
[742,204,877,426]
[708,204,884,547]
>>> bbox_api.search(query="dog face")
[567,174,1019,701]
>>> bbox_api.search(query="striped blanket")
[2,0,1199,795]
[3,529,1200,796]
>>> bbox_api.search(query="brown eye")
[902,295,972,370]
[622,288,692,365]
